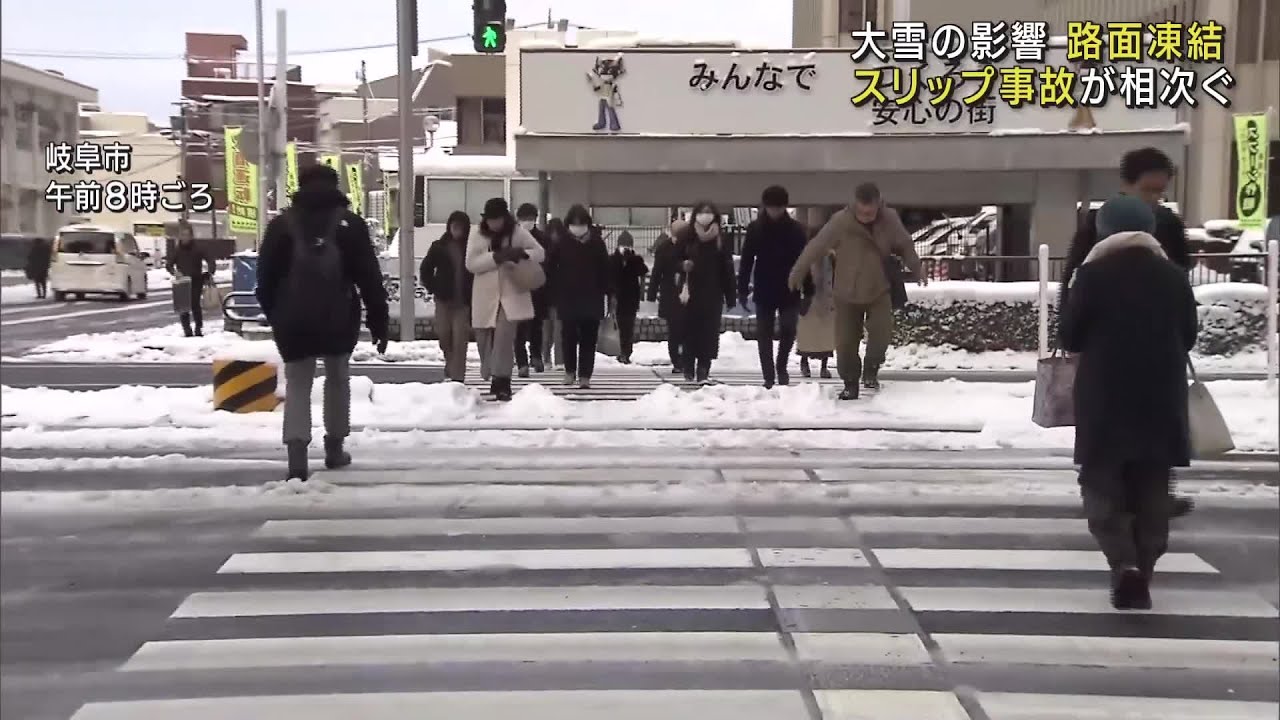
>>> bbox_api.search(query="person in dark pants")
[25,237,52,299]
[609,230,648,363]
[546,204,612,388]
[647,219,688,375]
[419,211,473,382]
[514,203,549,376]
[1059,195,1198,610]
[676,203,736,384]
[167,220,216,337]
[1060,147,1196,519]
[739,185,808,388]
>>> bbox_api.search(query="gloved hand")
[787,269,806,292]
[681,259,694,272]
[493,247,516,263]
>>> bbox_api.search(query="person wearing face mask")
[647,218,689,374]
[677,203,737,384]
[788,183,923,400]
[514,203,549,377]
[545,204,612,388]
[466,197,546,402]
[609,230,649,363]
[419,211,473,383]
[739,185,808,388]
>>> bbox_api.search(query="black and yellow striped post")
[212,359,280,413]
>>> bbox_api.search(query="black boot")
[286,441,309,480]
[1171,495,1194,518]
[837,383,860,400]
[776,358,790,386]
[531,357,545,373]
[488,377,499,397]
[800,358,811,378]
[1111,566,1151,610]
[861,365,881,390]
[495,377,513,402]
[696,360,711,384]
[324,436,352,470]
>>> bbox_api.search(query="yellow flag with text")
[284,142,299,200]
[319,154,341,171]
[222,127,258,235]
[1233,113,1269,230]
[346,163,364,215]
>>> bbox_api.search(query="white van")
[48,224,149,302]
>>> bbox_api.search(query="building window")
[481,97,505,144]
[509,180,540,216]
[837,0,877,35]
[424,178,505,223]
[590,207,669,226]
[15,103,33,151]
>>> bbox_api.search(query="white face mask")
[569,224,589,237]
[518,220,535,231]
[695,213,715,227]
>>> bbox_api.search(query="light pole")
[254,0,267,249]
[396,0,417,341]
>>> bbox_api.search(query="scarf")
[694,223,719,242]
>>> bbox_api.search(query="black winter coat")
[419,234,472,306]
[677,232,736,317]
[647,233,683,319]
[546,231,612,320]
[738,214,807,309]
[1059,233,1198,471]
[610,249,648,315]
[24,239,51,281]
[168,240,215,280]
[1059,203,1191,310]
[528,226,550,319]
[256,187,390,362]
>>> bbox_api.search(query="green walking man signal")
[472,0,506,53]
[482,23,500,49]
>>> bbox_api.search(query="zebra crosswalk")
[70,501,1279,719]
[463,364,843,401]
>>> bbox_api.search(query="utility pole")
[360,60,372,224]
[396,0,417,341]
[178,103,190,222]
[253,0,267,249]
[273,9,289,211]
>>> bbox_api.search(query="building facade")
[75,110,182,233]
[0,59,98,236]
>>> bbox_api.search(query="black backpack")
[274,208,352,334]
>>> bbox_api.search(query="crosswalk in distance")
[71,501,1279,719]
[463,364,846,401]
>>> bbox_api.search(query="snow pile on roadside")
[1,266,232,307]
[2,379,1274,453]
[11,324,1270,374]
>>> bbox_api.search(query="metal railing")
[221,290,265,323]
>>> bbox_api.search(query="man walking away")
[1059,195,1198,610]
[167,220,216,337]
[25,236,51,299]
[739,186,808,388]
[647,219,688,374]
[788,183,922,400]
[420,211,473,382]
[256,164,390,480]
[610,230,648,362]
[1060,146,1196,519]
[546,204,612,388]
[514,203,549,376]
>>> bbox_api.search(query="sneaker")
[562,372,577,386]
[578,377,591,389]
[618,356,631,364]
[517,365,530,378]
[1111,566,1151,610]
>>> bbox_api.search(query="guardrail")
[221,290,265,323]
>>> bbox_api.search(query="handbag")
[201,283,224,312]
[508,258,546,292]
[171,276,192,315]
[597,315,622,357]
[1031,350,1078,428]
[1186,359,1235,457]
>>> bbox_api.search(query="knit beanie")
[1095,194,1156,239]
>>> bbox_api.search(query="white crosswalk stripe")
[71,499,1279,719]
[460,364,843,400]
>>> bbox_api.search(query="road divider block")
[212,359,279,413]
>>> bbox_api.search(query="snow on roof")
[519,39,567,49]
[577,36,739,49]
[190,94,264,103]
[381,153,516,177]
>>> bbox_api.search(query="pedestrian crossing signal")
[473,0,506,54]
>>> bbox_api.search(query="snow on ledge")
[211,342,281,365]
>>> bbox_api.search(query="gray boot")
[324,436,352,470]
[286,441,309,480]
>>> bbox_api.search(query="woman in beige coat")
[466,198,546,401]
[796,248,836,378]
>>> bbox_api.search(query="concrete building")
[791,0,1278,224]
[75,110,181,233]
[0,59,98,236]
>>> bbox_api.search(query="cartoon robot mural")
[587,56,625,132]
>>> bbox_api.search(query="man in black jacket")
[1058,147,1196,519]
[167,220,216,337]
[647,219,688,374]
[257,164,390,480]
[514,203,549,376]
[420,210,473,382]
[609,230,649,362]
[739,186,808,388]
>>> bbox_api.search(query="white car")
[48,224,149,302]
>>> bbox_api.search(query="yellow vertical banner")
[284,142,299,199]
[319,154,341,171]
[1233,113,1269,230]
[223,127,258,236]
[346,163,365,215]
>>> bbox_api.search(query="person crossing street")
[167,219,216,337]
[609,230,648,363]
[738,186,807,388]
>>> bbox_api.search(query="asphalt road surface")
[0,285,227,357]
[2,457,1277,720]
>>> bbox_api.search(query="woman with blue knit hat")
[1059,194,1199,611]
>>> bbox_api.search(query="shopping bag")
[508,258,546,292]
[201,283,225,312]
[1186,360,1235,457]
[171,276,192,315]
[597,315,621,357]
[1031,352,1077,428]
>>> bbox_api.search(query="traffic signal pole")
[395,0,417,341]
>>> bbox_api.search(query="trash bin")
[230,251,261,317]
